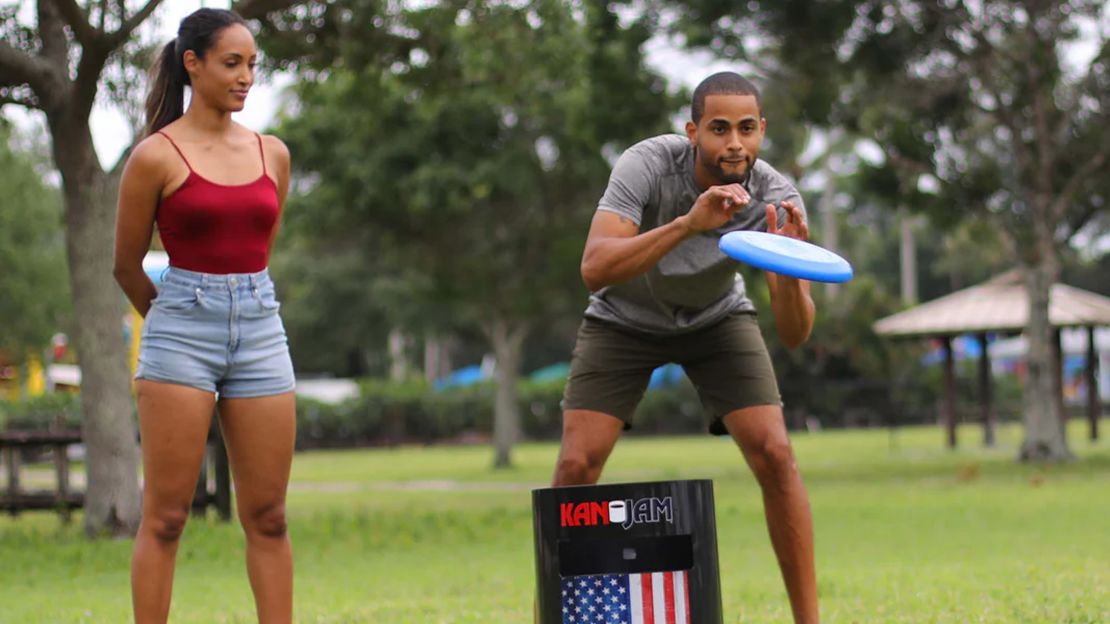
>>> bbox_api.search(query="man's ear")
[685,120,697,144]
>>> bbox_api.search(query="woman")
[113,8,295,624]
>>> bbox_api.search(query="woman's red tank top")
[155,131,280,274]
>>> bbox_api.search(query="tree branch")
[0,39,63,101]
[232,0,306,20]
[0,89,41,110]
[37,0,70,70]
[1063,203,1105,245]
[73,45,112,118]
[49,0,101,46]
[107,0,164,47]
[1050,143,1109,221]
[1058,34,1110,141]
[62,0,164,116]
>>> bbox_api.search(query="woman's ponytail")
[144,40,187,136]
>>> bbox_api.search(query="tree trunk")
[489,318,527,469]
[423,334,451,384]
[899,207,918,305]
[820,160,840,301]
[49,114,141,536]
[1018,250,1073,462]
[387,328,410,382]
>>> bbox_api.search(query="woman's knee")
[241,501,288,539]
[143,506,190,544]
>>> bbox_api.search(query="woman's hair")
[144,8,247,136]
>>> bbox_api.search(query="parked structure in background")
[875,271,1110,448]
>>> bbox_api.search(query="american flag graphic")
[560,571,691,624]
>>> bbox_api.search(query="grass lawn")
[1,420,1108,623]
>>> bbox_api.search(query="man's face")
[686,94,766,185]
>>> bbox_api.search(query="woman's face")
[183,24,257,113]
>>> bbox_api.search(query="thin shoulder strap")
[255,133,268,176]
[157,131,193,172]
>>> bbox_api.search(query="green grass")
[2,421,1109,623]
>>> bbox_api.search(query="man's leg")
[551,409,625,486]
[539,318,656,622]
[536,410,625,622]
[554,318,658,486]
[722,405,818,624]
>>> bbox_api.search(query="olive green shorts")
[561,313,781,435]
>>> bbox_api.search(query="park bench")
[0,423,83,521]
[1,412,232,522]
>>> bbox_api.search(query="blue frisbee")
[719,230,854,283]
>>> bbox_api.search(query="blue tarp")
[432,364,487,391]
[529,362,571,383]
[434,361,688,392]
[920,334,989,366]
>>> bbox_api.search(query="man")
[553,72,819,623]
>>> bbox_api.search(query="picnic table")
[1,413,231,522]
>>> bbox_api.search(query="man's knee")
[554,410,623,486]
[747,439,799,488]
[553,452,604,486]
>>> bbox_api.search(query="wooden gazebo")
[873,271,1110,447]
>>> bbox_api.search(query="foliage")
[265,0,680,367]
[0,122,70,359]
[0,392,82,431]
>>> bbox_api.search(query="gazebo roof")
[873,271,1110,338]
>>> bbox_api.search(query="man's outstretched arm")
[768,273,815,348]
[764,200,815,349]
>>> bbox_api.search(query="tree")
[849,1,1108,462]
[667,0,1110,462]
[265,0,678,467]
[0,0,304,537]
[0,120,70,359]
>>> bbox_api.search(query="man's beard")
[699,148,753,185]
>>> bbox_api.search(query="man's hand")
[681,184,750,233]
[766,200,808,241]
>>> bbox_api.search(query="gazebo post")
[1054,328,1067,438]
[1088,325,1100,441]
[978,333,995,447]
[942,336,957,449]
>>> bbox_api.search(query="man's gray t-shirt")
[584,134,806,335]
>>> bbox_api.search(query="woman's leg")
[132,380,217,624]
[217,391,297,624]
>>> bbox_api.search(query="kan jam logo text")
[559,497,674,529]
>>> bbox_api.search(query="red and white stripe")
[627,570,690,624]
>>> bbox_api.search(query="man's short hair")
[691,72,762,123]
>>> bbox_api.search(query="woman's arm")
[265,134,291,250]
[113,139,165,317]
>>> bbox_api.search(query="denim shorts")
[136,267,295,398]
